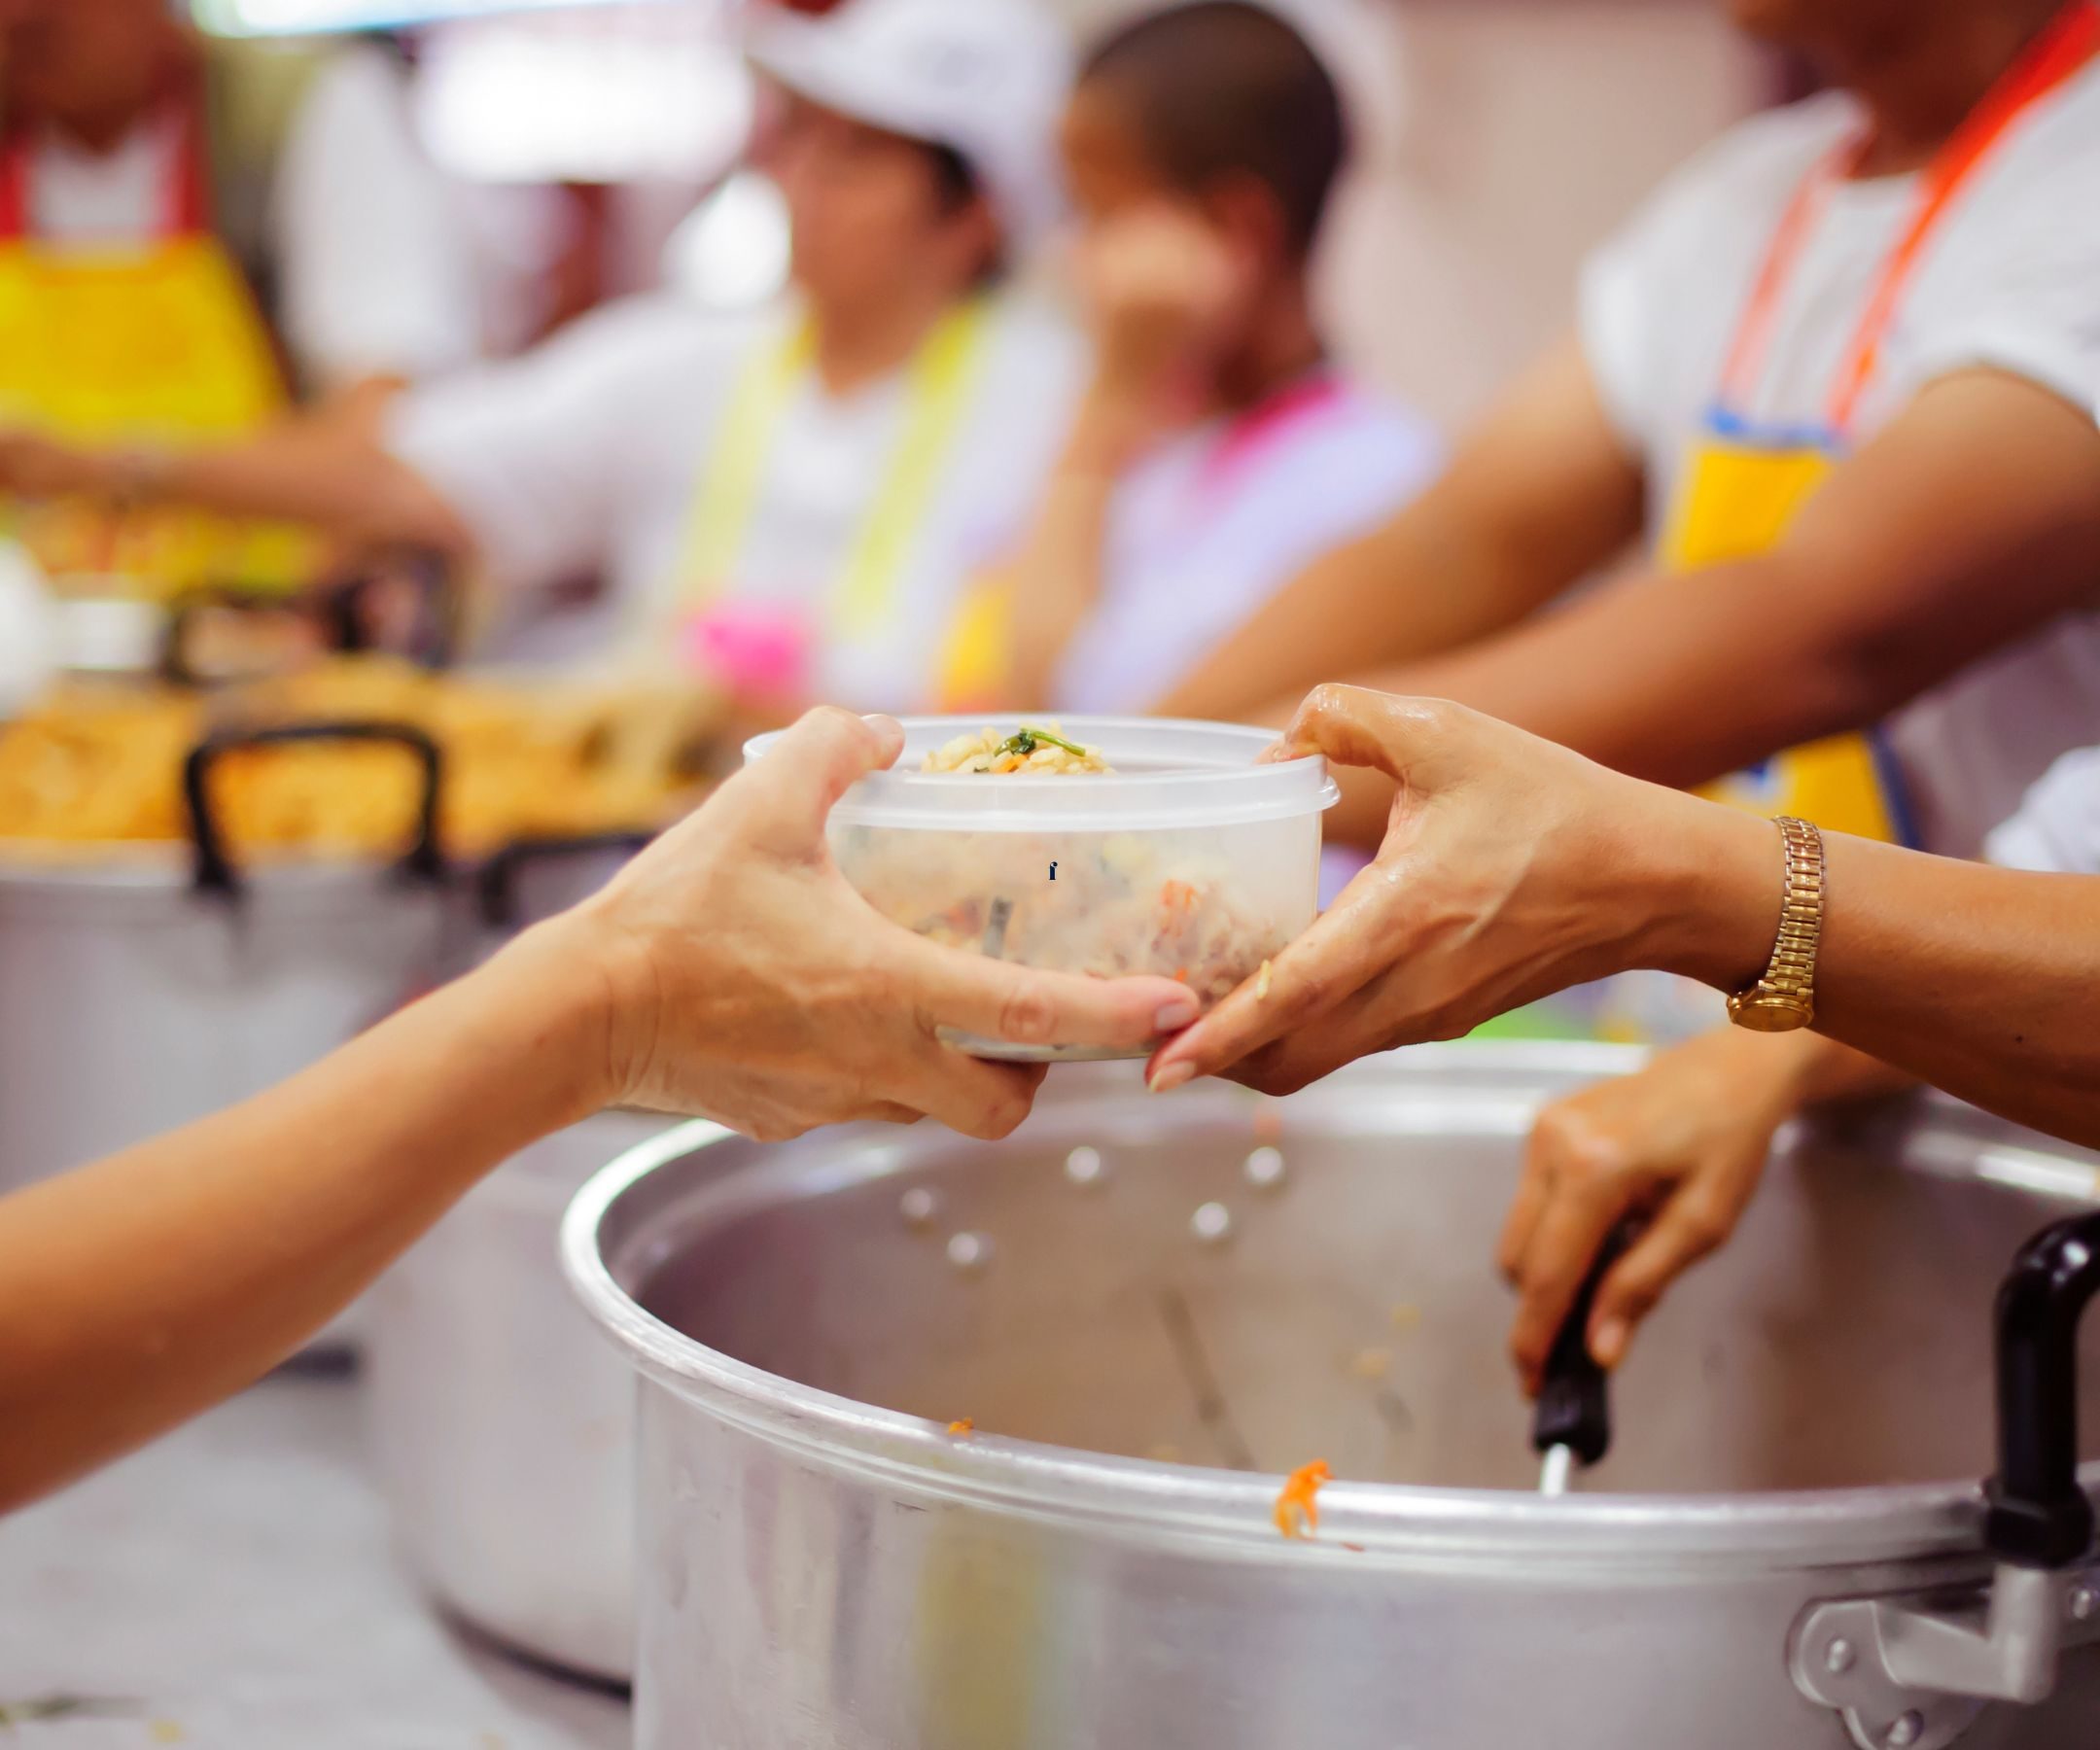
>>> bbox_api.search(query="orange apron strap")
[0,135,27,242]
[1721,0,2100,434]
[164,97,216,241]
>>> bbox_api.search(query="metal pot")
[0,720,451,1188]
[564,1043,2100,1750]
[367,1107,677,1683]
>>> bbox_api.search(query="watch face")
[1730,993,1812,1033]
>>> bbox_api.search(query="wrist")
[480,914,638,1122]
[1627,795,1784,994]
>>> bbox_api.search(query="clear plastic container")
[742,716,1340,1061]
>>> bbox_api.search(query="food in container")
[742,716,1339,1061]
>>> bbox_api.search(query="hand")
[1071,203,1242,458]
[1495,1030,1806,1396]
[549,708,1199,1143]
[1147,685,1775,1096]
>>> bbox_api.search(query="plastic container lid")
[743,716,1341,832]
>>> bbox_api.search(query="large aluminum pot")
[0,720,451,1190]
[565,1043,2100,1750]
[368,1107,677,1682]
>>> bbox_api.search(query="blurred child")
[938,0,1442,714]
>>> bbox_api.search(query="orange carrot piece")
[1275,1459,1333,1539]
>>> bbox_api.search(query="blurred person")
[936,1,1441,716]
[1163,0,2100,868]
[0,708,1197,1515]
[0,0,1084,697]
[0,0,324,596]
[1492,740,2100,1389]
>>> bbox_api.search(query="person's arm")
[0,421,471,558]
[0,709,1193,1514]
[1153,337,1646,722]
[1495,1028,1911,1394]
[1312,368,2100,844]
[1145,685,2100,1150]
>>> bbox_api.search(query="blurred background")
[157,0,1777,425]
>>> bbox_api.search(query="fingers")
[1278,685,1471,788]
[737,707,904,847]
[1586,1187,1744,1371]
[1495,1131,1558,1285]
[1145,866,1395,1089]
[889,931,1199,1054]
[1505,1166,1635,1397]
[895,1048,1044,1142]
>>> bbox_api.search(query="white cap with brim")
[745,0,1075,254]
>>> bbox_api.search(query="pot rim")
[560,1043,2100,1575]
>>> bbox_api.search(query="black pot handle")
[1983,1209,2100,1569]
[1531,1221,1638,1468]
[184,720,447,898]
[475,830,657,929]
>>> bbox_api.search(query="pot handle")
[1789,1208,2100,1747]
[1984,1208,2100,1569]
[475,830,657,930]
[184,720,447,898]
[1530,1220,1636,1470]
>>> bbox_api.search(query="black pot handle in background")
[1532,1221,1639,1469]
[475,830,658,931]
[1984,1209,2100,1569]
[184,721,447,898]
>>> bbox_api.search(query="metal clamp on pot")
[184,721,447,897]
[1791,1211,2100,1750]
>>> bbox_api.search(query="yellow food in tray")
[0,659,718,862]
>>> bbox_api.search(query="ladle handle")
[1984,1209,2100,1569]
[1531,1221,1636,1468]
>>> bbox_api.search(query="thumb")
[737,708,904,847]
[1281,686,1474,791]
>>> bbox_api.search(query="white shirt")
[1581,74,2100,858]
[387,291,1085,707]
[272,46,484,386]
[18,117,180,250]
[1986,745,2100,873]
[1050,378,1443,713]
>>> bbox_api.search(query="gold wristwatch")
[1727,815,1825,1033]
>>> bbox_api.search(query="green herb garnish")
[996,726,1091,760]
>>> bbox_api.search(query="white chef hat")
[745,0,1075,253]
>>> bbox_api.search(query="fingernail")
[1153,998,1199,1033]
[1147,1061,1194,1095]
[1592,1318,1629,1369]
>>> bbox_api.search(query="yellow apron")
[675,298,993,696]
[1674,0,2100,846]
[0,104,313,598]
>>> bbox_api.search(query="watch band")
[1727,815,1825,1032]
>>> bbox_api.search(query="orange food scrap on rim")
[1275,1459,1332,1539]
[947,1418,975,1436]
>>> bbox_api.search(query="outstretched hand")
[569,707,1200,1141]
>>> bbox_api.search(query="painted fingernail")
[1592,1318,1629,1369]
[1153,998,1199,1032]
[1147,1061,1194,1095]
